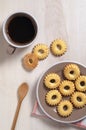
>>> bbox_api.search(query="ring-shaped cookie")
[22,53,38,70]
[45,90,62,106]
[75,76,86,92]
[44,73,61,89]
[71,92,86,108]
[32,44,49,60]
[64,64,80,80]
[50,39,67,56]
[57,100,73,117]
[59,80,75,96]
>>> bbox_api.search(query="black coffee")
[7,15,37,45]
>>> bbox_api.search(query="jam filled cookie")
[57,100,73,117]
[50,39,67,56]
[71,92,86,108]
[64,64,80,80]
[75,76,86,92]
[32,44,49,60]
[44,73,61,89]
[22,53,38,70]
[45,90,62,106]
[59,80,75,96]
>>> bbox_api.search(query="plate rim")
[36,60,86,124]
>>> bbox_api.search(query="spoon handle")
[11,101,21,130]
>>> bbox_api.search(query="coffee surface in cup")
[7,15,37,45]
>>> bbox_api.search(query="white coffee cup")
[2,11,38,54]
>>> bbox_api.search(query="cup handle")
[7,45,16,54]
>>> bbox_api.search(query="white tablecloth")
[0,0,86,130]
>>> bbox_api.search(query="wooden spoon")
[11,82,29,130]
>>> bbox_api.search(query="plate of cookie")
[36,61,86,123]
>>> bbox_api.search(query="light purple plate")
[36,61,86,123]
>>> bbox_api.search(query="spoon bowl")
[18,82,28,102]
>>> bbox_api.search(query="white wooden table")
[0,0,86,130]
